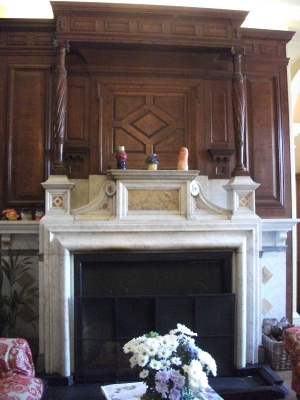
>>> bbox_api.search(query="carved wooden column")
[231,47,248,176]
[52,39,69,175]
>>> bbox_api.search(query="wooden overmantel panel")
[51,2,248,49]
[0,4,295,221]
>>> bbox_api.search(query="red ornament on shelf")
[116,146,127,169]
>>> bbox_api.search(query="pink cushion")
[0,338,43,400]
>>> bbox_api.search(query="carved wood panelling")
[99,81,192,171]
[0,11,294,220]
[205,79,235,178]
[6,65,51,207]
[65,76,90,178]
[245,74,283,210]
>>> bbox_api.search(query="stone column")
[232,47,248,176]
[52,39,69,175]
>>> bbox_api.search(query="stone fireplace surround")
[37,170,297,379]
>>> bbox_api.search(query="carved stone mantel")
[39,171,263,376]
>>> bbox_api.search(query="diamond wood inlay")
[133,112,167,137]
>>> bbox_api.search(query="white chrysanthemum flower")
[182,364,189,373]
[198,370,209,388]
[149,359,162,370]
[137,354,149,367]
[188,370,208,391]
[188,360,202,378]
[136,343,151,356]
[165,334,179,349]
[123,340,138,353]
[140,369,149,378]
[129,354,138,368]
[145,338,161,356]
[198,351,217,376]
[177,323,197,336]
[160,358,171,369]
[157,346,172,359]
[171,356,181,365]
[159,334,179,350]
[188,377,200,391]
[123,337,146,353]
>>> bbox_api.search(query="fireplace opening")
[73,251,235,383]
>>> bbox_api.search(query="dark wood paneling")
[0,14,294,221]
[7,64,51,207]
[205,79,235,179]
[87,75,235,175]
[0,56,6,214]
[245,74,284,211]
[98,80,193,171]
[64,76,90,178]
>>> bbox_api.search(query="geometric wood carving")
[103,88,188,170]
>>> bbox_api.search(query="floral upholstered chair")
[282,326,300,399]
[0,337,44,399]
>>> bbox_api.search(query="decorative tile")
[239,195,250,208]
[52,195,64,208]
[262,266,273,284]
[262,298,273,315]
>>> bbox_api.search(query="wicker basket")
[262,333,291,370]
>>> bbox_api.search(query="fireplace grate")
[74,252,234,383]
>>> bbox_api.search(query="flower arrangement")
[123,323,217,400]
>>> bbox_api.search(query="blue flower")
[155,370,170,381]
[169,388,181,400]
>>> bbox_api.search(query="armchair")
[0,337,43,399]
[282,326,300,399]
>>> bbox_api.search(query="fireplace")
[38,169,296,381]
[73,251,234,382]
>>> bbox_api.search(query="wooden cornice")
[50,1,249,50]
[0,19,56,52]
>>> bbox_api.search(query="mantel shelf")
[0,220,39,235]
[107,169,199,181]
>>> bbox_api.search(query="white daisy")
[140,369,149,378]
[149,359,162,370]
[177,323,197,336]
